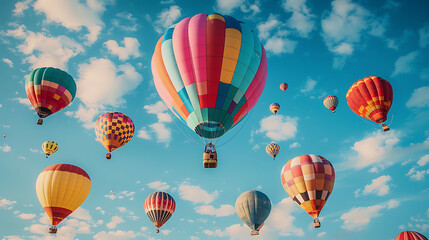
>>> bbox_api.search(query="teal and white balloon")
[235,190,271,236]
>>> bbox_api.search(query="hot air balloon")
[395,231,428,240]
[266,143,280,160]
[144,192,176,233]
[280,83,288,92]
[346,76,393,131]
[42,141,58,158]
[25,67,77,125]
[270,103,280,115]
[151,13,268,167]
[95,112,135,159]
[3,134,6,138]
[323,95,338,113]
[280,154,335,228]
[36,164,91,234]
[235,190,271,236]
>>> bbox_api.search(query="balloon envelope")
[144,192,176,231]
[152,13,268,139]
[235,190,271,234]
[25,67,76,122]
[323,95,338,112]
[280,83,288,92]
[266,143,280,160]
[42,141,58,157]
[95,112,135,155]
[395,231,428,240]
[36,164,91,226]
[269,103,280,114]
[280,154,335,219]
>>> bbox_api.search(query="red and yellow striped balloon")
[346,76,393,131]
[395,231,428,240]
[144,192,176,233]
[36,164,91,230]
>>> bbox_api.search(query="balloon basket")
[382,123,390,132]
[314,219,321,228]
[156,229,159,233]
[203,152,217,168]
[251,231,259,236]
[106,153,111,159]
[37,119,43,125]
[49,226,57,234]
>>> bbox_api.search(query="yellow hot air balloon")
[42,141,59,158]
[36,164,91,234]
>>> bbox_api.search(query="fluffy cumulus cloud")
[25,214,92,239]
[17,213,36,219]
[69,58,142,128]
[104,37,142,61]
[392,51,419,77]
[106,216,125,229]
[216,0,244,14]
[340,200,400,231]
[256,115,298,141]
[0,144,12,152]
[178,184,219,204]
[342,131,429,172]
[406,86,429,108]
[406,155,429,181]
[257,14,297,55]
[138,101,173,145]
[282,0,315,37]
[300,78,317,93]
[289,142,301,149]
[4,25,84,69]
[321,0,388,68]
[195,204,235,217]
[105,190,135,200]
[147,181,170,191]
[355,175,392,197]
[153,5,181,34]
[13,0,32,16]
[2,58,13,68]
[0,197,16,208]
[111,12,139,32]
[34,0,112,44]
[13,97,33,110]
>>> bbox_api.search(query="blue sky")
[0,0,429,239]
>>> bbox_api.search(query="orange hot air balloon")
[280,83,288,92]
[36,164,91,234]
[395,231,428,240]
[280,154,335,228]
[346,76,393,131]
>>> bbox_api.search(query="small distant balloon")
[269,103,280,115]
[110,190,114,194]
[3,134,6,138]
[42,141,58,158]
[266,143,280,160]
[280,83,288,92]
[323,95,338,113]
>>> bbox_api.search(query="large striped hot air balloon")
[42,141,58,158]
[323,95,338,113]
[235,190,271,236]
[144,192,176,233]
[25,67,77,125]
[95,112,135,159]
[36,164,91,234]
[346,76,393,131]
[280,154,335,228]
[266,142,280,160]
[395,231,428,240]
[151,13,268,140]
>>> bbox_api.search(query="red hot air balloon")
[280,83,288,92]
[346,76,393,131]
[144,192,176,233]
[395,231,428,240]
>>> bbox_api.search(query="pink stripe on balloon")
[172,17,196,87]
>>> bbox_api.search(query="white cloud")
[17,213,36,219]
[2,58,13,68]
[418,155,429,166]
[137,127,151,140]
[282,0,315,37]
[2,236,25,240]
[419,24,429,48]
[392,51,419,77]
[153,5,181,34]
[104,37,142,61]
[342,131,429,171]
[149,122,171,145]
[13,0,32,16]
[318,232,327,238]
[13,97,33,110]
[216,0,244,14]
[0,144,12,152]
[340,200,399,231]
[93,230,137,240]
[105,191,135,201]
[139,101,173,145]
[25,214,92,239]
[195,204,235,217]
[161,229,172,235]
[300,78,317,93]
[289,142,301,149]
[256,115,298,141]
[147,181,170,191]
[69,207,91,221]
[106,216,125,229]
[240,1,261,16]
[178,184,219,204]
[257,14,297,55]
[34,0,111,44]
[355,175,392,197]
[96,206,105,215]
[407,167,429,181]
[265,198,304,237]
[111,12,139,32]
[144,101,172,123]
[406,86,429,108]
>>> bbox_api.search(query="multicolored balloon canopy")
[144,191,176,233]
[151,13,268,139]
[95,112,135,159]
[269,103,280,115]
[346,76,393,131]
[235,190,271,235]
[25,67,77,125]
[323,95,338,113]
[42,141,58,158]
[395,231,428,240]
[36,164,91,233]
[266,142,280,160]
[280,154,335,228]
